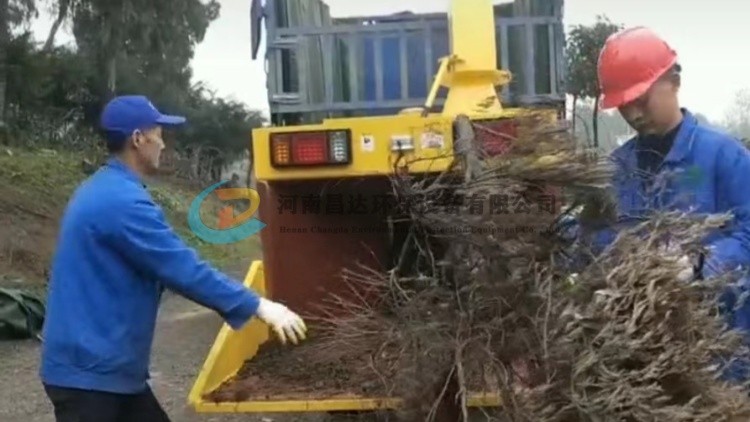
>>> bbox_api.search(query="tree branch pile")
[305,111,750,421]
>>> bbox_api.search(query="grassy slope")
[0,147,261,291]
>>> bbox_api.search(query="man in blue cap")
[39,95,307,421]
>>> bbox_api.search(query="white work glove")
[673,254,696,282]
[256,297,308,345]
[659,243,698,282]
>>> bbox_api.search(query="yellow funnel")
[439,0,511,117]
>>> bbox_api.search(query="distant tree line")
[721,89,750,148]
[0,0,265,182]
[565,14,623,149]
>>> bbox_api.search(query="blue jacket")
[575,109,750,380]
[589,110,750,278]
[40,158,261,394]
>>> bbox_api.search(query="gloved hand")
[673,254,696,282]
[657,242,699,283]
[256,297,308,345]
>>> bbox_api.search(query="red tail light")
[270,130,352,168]
[291,132,328,165]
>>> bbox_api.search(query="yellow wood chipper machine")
[189,0,566,417]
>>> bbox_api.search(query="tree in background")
[0,0,36,128]
[2,0,266,184]
[178,82,265,182]
[565,15,623,148]
[42,0,219,104]
[722,88,750,147]
[41,0,69,51]
[573,99,633,152]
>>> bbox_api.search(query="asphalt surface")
[0,292,342,422]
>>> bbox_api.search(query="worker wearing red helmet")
[594,27,750,380]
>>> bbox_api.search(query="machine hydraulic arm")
[425,0,512,117]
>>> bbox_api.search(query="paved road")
[0,292,341,422]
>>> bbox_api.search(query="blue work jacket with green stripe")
[39,158,261,394]
[574,109,750,381]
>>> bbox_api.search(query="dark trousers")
[43,384,171,422]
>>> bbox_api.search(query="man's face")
[617,76,680,136]
[133,126,165,173]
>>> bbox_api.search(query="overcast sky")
[26,0,747,123]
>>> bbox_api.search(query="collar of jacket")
[612,108,699,171]
[105,157,144,186]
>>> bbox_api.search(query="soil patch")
[204,334,388,403]
[0,185,62,284]
[204,327,500,404]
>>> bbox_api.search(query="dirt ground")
[0,290,345,422]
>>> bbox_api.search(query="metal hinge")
[270,94,302,104]
[268,36,300,50]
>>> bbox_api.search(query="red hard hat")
[597,27,678,109]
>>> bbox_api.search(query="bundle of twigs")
[305,110,750,421]
[516,212,750,422]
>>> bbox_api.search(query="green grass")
[0,147,85,206]
[0,146,261,281]
[148,182,262,272]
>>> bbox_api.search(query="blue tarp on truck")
[252,0,566,124]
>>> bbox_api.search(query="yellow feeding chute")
[423,0,512,118]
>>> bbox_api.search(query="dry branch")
[304,111,750,421]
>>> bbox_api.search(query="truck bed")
[256,0,566,125]
[188,260,502,413]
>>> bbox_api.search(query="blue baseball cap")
[100,95,186,144]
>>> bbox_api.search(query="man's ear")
[674,73,681,89]
[131,130,144,149]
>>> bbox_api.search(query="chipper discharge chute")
[189,0,566,416]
